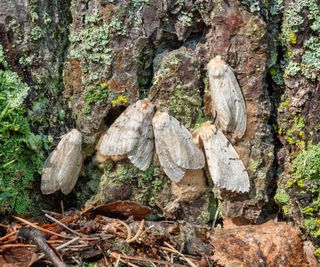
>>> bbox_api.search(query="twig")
[0,244,37,249]
[114,254,121,267]
[45,214,83,237]
[60,201,65,217]
[163,242,197,267]
[115,220,132,241]
[139,224,154,237]
[127,219,144,243]
[37,237,80,261]
[119,258,140,267]
[12,216,72,239]
[110,252,176,265]
[18,227,68,267]
[0,230,16,241]
[42,210,63,219]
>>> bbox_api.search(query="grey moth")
[207,55,247,138]
[197,122,250,193]
[41,129,83,195]
[152,111,205,182]
[98,98,155,171]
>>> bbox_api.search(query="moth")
[152,111,205,182]
[207,55,247,138]
[196,122,250,193]
[41,129,83,195]
[98,99,155,171]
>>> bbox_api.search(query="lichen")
[281,0,320,80]
[168,84,202,129]
[89,161,168,207]
[274,188,292,215]
[278,144,320,253]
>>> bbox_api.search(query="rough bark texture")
[1,0,320,262]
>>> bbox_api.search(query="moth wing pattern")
[153,124,185,182]
[58,141,83,195]
[208,55,247,138]
[199,122,250,193]
[41,129,83,195]
[41,149,61,194]
[127,104,155,171]
[152,112,205,182]
[99,100,145,156]
[99,99,155,171]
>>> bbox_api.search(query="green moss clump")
[0,46,45,214]
[291,144,320,181]
[274,188,292,215]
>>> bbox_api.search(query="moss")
[248,159,260,173]
[291,144,320,181]
[280,144,320,253]
[0,47,45,214]
[278,113,305,149]
[168,84,202,129]
[89,161,168,207]
[274,188,292,215]
[304,218,320,238]
[83,83,110,113]
[196,211,211,224]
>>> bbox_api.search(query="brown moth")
[197,122,250,193]
[99,99,155,171]
[207,55,247,138]
[41,129,83,195]
[152,111,205,182]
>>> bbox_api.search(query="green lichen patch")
[274,188,292,215]
[152,48,203,130]
[0,47,46,214]
[278,144,320,254]
[281,0,320,80]
[278,113,306,150]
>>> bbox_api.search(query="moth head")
[207,55,228,78]
[137,98,155,113]
[198,121,217,141]
[152,111,169,128]
[67,129,82,145]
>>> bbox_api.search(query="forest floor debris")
[0,201,213,266]
[0,201,317,266]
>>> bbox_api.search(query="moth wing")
[153,123,185,182]
[99,102,143,156]
[161,115,205,169]
[128,120,154,171]
[41,149,61,194]
[41,129,83,195]
[208,57,247,138]
[57,143,83,195]
[152,112,204,182]
[224,67,247,137]
[200,124,250,192]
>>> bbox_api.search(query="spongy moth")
[98,99,155,171]
[197,122,250,193]
[152,111,205,182]
[41,129,83,195]
[207,55,247,138]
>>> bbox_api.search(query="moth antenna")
[212,110,218,125]
[150,87,161,103]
